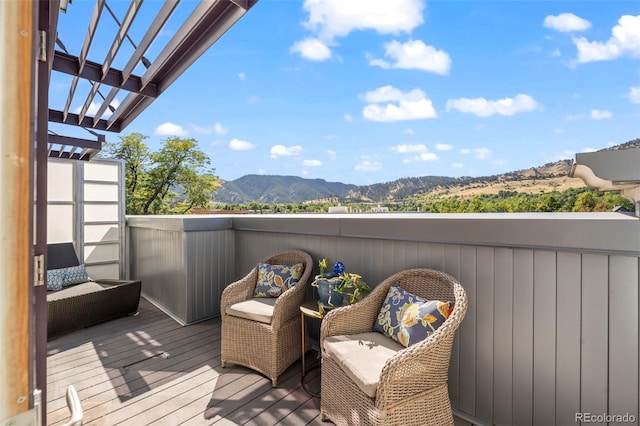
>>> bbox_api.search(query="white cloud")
[460,148,471,154]
[583,147,598,153]
[303,159,323,166]
[446,94,539,117]
[451,162,464,168]
[74,99,120,118]
[551,48,561,57]
[344,113,353,122]
[247,96,261,104]
[590,109,612,120]
[565,114,584,121]
[293,0,425,61]
[391,144,427,153]
[302,0,424,41]
[553,128,565,134]
[414,152,438,161]
[362,86,437,122]
[155,122,188,136]
[290,38,332,61]
[189,122,228,135]
[475,148,491,159]
[214,123,228,135]
[354,160,382,171]
[270,144,303,158]
[229,138,256,151]
[363,85,423,103]
[573,15,640,63]
[628,86,640,103]
[368,39,451,75]
[238,72,246,80]
[327,149,336,157]
[405,128,415,135]
[435,143,453,151]
[543,13,591,32]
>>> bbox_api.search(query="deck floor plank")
[47,298,326,426]
[47,297,469,426]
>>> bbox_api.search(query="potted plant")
[312,259,370,308]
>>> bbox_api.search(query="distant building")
[371,204,389,213]
[328,206,349,213]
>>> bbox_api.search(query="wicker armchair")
[220,249,314,387]
[320,268,468,426]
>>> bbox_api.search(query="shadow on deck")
[46,297,322,425]
[46,297,471,426]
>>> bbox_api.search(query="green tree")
[104,133,219,214]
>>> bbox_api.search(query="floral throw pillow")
[254,263,304,298]
[47,269,65,291]
[62,264,91,287]
[374,285,454,348]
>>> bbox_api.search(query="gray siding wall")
[127,213,640,425]
[128,217,234,324]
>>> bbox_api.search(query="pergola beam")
[93,0,179,124]
[52,51,158,97]
[109,0,258,131]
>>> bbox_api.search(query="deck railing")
[126,212,640,426]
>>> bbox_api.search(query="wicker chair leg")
[271,378,278,387]
[221,361,226,368]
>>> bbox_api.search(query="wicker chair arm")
[375,289,468,411]
[271,279,307,326]
[320,283,389,347]
[220,269,257,315]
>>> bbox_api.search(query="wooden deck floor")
[46,297,323,425]
[47,297,472,426]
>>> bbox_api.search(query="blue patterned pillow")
[61,264,91,287]
[374,285,454,348]
[254,263,304,298]
[47,269,65,291]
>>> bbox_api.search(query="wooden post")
[0,0,35,421]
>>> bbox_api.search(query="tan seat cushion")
[226,298,278,324]
[323,332,404,398]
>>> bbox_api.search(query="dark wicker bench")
[47,243,142,339]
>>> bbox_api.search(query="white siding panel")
[84,183,118,202]
[458,245,477,415]
[47,205,74,243]
[86,263,119,280]
[84,224,119,243]
[533,250,556,426]
[493,248,513,426]
[608,256,639,424]
[84,243,119,264]
[83,162,119,182]
[47,161,73,201]
[581,254,609,426]
[513,249,534,426]
[475,247,494,423]
[84,204,119,222]
[556,252,582,425]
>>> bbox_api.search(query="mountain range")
[212,139,639,204]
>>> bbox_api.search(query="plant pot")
[314,277,345,307]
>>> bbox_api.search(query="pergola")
[1,1,259,423]
[45,0,258,160]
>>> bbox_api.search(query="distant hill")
[213,174,356,204]
[213,139,639,204]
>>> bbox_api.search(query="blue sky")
[51,0,640,186]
